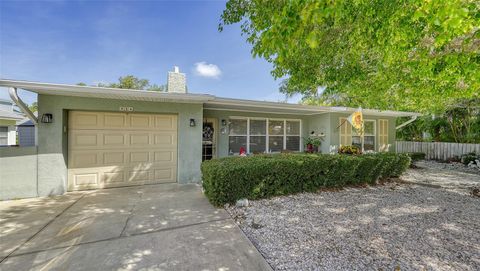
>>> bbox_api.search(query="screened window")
[268,120,284,152]
[0,127,8,146]
[285,120,301,151]
[228,118,301,154]
[250,119,266,153]
[228,119,247,154]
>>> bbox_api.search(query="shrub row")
[461,152,480,165]
[407,152,426,162]
[201,153,411,206]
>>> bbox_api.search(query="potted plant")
[304,137,323,153]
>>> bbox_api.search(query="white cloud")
[194,62,222,79]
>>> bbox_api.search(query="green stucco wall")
[37,94,203,196]
[305,113,331,153]
[0,147,38,200]
[0,119,17,126]
[328,112,397,152]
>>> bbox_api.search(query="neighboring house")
[0,67,420,200]
[0,99,24,146]
[16,112,37,146]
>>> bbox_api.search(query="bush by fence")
[201,153,410,206]
[407,152,426,162]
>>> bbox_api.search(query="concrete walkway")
[0,184,272,271]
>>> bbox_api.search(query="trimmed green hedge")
[201,153,411,206]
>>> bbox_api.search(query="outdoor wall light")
[189,118,196,127]
[41,113,53,123]
[221,119,227,126]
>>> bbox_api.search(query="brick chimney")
[167,66,187,93]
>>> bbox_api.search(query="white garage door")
[68,111,177,191]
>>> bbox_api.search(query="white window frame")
[228,117,249,155]
[228,117,302,154]
[378,119,389,152]
[351,119,376,151]
[249,117,267,153]
[0,126,8,146]
[284,119,302,152]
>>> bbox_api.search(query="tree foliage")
[78,75,166,91]
[220,0,479,113]
[28,102,38,113]
[397,98,480,143]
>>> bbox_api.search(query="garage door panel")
[128,170,151,182]
[129,114,151,128]
[70,112,102,129]
[154,133,176,145]
[71,132,99,148]
[103,133,126,146]
[154,115,176,130]
[129,133,150,146]
[154,151,175,162]
[104,113,127,128]
[129,151,150,163]
[68,111,177,191]
[103,152,125,165]
[153,168,175,183]
[70,131,177,150]
[71,152,99,168]
[103,171,125,184]
[74,173,98,186]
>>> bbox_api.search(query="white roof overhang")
[0,79,421,117]
[0,110,24,121]
[205,98,421,117]
[0,79,214,104]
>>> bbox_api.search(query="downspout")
[396,115,418,130]
[8,87,38,124]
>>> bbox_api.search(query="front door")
[202,118,217,161]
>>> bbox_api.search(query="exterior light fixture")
[189,118,196,127]
[41,113,53,123]
[221,119,227,126]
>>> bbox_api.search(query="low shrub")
[461,152,480,165]
[201,153,411,206]
[338,145,361,154]
[407,152,426,162]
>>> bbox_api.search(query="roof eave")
[0,79,422,117]
[0,79,215,103]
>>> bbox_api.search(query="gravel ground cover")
[415,160,480,175]
[226,182,480,270]
[402,160,480,195]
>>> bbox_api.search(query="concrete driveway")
[0,184,271,271]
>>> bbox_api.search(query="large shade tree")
[78,75,166,91]
[220,0,479,113]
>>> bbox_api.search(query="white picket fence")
[396,141,480,160]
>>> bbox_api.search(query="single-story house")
[0,67,420,200]
[0,99,24,146]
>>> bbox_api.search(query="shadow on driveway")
[0,183,271,271]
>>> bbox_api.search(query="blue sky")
[0,0,301,105]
